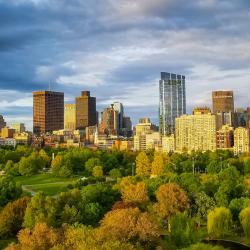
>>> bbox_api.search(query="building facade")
[33,91,64,134]
[11,123,26,133]
[75,91,97,130]
[212,91,234,113]
[64,104,76,130]
[0,115,6,130]
[234,127,250,155]
[159,72,186,136]
[216,125,234,150]
[175,111,217,152]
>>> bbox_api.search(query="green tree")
[109,168,122,179]
[239,207,250,238]
[23,192,56,228]
[92,165,103,178]
[136,152,150,177]
[207,207,232,238]
[19,152,46,176]
[85,157,101,174]
[39,149,51,167]
[0,176,22,207]
[181,243,227,250]
[229,198,250,221]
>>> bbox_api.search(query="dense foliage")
[0,146,250,249]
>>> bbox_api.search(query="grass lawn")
[14,173,79,196]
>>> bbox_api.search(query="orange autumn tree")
[6,223,60,250]
[97,207,160,242]
[154,183,189,220]
[136,152,151,177]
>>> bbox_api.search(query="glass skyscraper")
[159,72,186,136]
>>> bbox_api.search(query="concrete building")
[234,127,250,155]
[215,112,233,130]
[176,110,217,152]
[14,132,31,145]
[216,125,234,150]
[75,91,97,130]
[113,102,124,131]
[1,127,16,138]
[159,72,186,136]
[234,108,248,128]
[11,123,26,133]
[212,90,234,113]
[64,104,76,130]
[162,134,175,153]
[33,91,64,134]
[0,115,6,130]
[99,104,118,136]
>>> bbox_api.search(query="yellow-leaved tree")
[151,152,165,176]
[136,152,151,177]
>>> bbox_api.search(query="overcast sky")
[0,0,249,130]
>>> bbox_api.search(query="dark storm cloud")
[0,0,249,129]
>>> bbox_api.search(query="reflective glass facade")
[159,72,186,135]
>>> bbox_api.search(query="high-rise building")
[33,91,64,134]
[175,110,217,152]
[75,91,97,130]
[64,104,76,130]
[233,108,248,128]
[212,91,234,113]
[216,125,234,150]
[247,107,250,129]
[99,104,118,136]
[234,127,250,155]
[113,102,124,131]
[0,115,6,130]
[159,72,186,136]
[11,123,26,133]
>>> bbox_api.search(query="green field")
[14,174,79,196]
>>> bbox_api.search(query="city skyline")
[0,0,250,129]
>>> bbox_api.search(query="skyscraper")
[64,104,76,130]
[113,102,124,131]
[212,90,234,113]
[0,115,6,130]
[99,104,118,136]
[159,72,186,136]
[75,91,97,130]
[33,91,64,134]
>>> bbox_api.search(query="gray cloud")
[0,0,249,130]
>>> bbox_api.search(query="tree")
[151,152,165,176]
[207,207,232,238]
[23,192,56,228]
[4,160,19,176]
[6,223,60,250]
[109,168,122,179]
[154,183,189,220]
[181,243,227,250]
[92,165,103,178]
[85,157,101,174]
[121,182,149,205]
[229,198,250,221]
[239,207,250,238]
[194,192,216,226]
[19,152,46,176]
[39,149,51,167]
[0,197,30,238]
[0,176,22,207]
[136,152,150,177]
[98,207,160,242]
[168,213,198,249]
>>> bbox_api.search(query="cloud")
[0,0,249,129]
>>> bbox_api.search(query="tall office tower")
[175,109,217,152]
[234,127,250,155]
[75,91,97,130]
[216,125,234,150]
[215,112,233,130]
[212,91,234,113]
[99,104,118,136]
[11,123,26,133]
[113,102,124,130]
[33,91,64,134]
[64,104,76,130]
[0,115,6,130]
[159,72,186,136]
